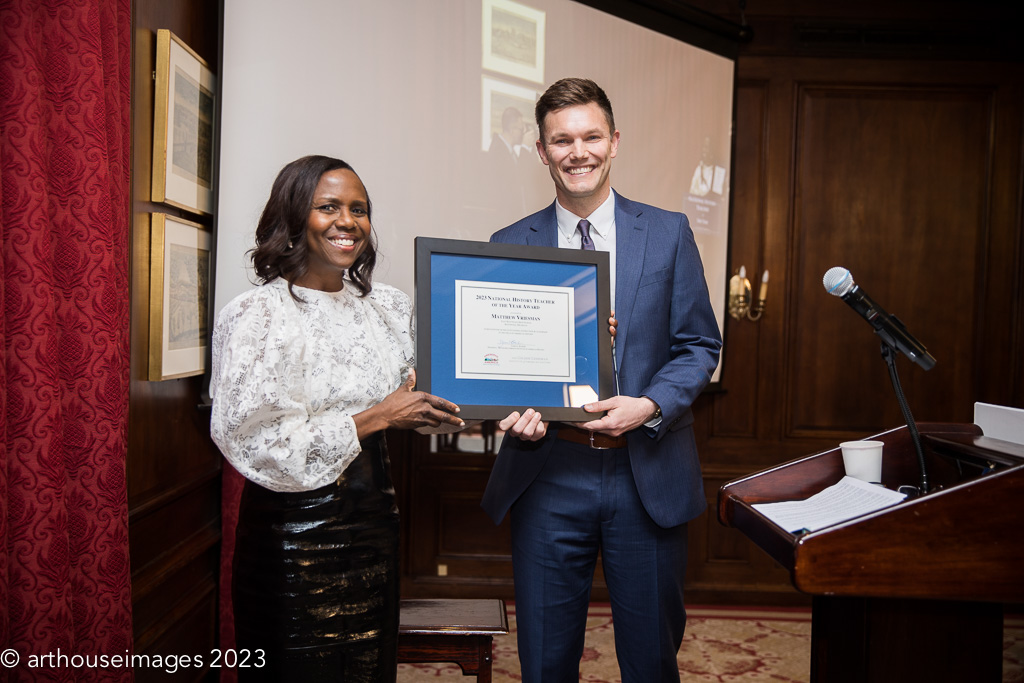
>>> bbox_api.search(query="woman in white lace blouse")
[210,155,463,682]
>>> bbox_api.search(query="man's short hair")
[535,77,615,141]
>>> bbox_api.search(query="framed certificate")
[415,237,614,421]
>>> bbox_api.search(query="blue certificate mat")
[414,237,613,421]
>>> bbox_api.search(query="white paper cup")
[840,440,884,483]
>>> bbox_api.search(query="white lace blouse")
[210,278,414,492]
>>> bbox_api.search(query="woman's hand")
[354,370,463,437]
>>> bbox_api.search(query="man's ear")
[535,138,551,166]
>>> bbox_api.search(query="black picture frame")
[415,237,614,421]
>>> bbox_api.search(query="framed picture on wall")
[482,0,545,84]
[151,29,216,215]
[148,213,211,381]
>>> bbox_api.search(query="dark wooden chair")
[398,598,509,682]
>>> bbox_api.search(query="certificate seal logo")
[483,354,499,365]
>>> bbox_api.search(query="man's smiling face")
[536,102,620,216]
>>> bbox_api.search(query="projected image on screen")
[217,0,735,380]
[483,0,546,83]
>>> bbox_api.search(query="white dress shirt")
[554,192,616,309]
[553,192,661,425]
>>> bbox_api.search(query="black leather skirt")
[232,433,399,682]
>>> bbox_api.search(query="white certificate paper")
[455,280,575,382]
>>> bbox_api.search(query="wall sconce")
[728,266,769,321]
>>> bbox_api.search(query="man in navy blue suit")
[481,78,723,682]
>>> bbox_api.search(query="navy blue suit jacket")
[480,192,723,529]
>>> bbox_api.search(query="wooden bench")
[398,598,509,682]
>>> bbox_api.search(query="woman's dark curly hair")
[249,155,377,299]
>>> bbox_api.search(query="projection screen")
[215,0,735,380]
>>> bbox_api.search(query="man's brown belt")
[553,423,627,449]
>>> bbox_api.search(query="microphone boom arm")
[844,285,936,371]
[822,266,935,493]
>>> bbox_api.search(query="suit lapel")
[613,192,646,358]
[526,202,558,247]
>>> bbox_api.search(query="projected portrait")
[481,77,537,153]
[481,77,548,221]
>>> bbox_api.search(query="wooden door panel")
[407,457,511,579]
[689,57,1021,603]
[789,85,991,436]
[715,80,771,441]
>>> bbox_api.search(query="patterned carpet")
[397,604,1024,682]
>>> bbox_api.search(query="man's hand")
[576,396,658,437]
[495,313,616,442]
[498,408,547,442]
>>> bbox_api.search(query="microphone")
[822,267,936,371]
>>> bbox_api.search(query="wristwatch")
[643,397,661,422]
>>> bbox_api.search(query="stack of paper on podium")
[752,476,906,533]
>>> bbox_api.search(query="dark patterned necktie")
[578,219,595,251]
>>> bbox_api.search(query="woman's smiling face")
[294,168,371,292]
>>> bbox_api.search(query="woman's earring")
[287,240,294,249]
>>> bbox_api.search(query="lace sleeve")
[369,283,416,381]
[210,288,362,492]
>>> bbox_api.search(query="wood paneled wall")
[129,2,222,678]
[688,55,1023,603]
[397,10,1023,605]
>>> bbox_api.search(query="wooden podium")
[718,422,1024,683]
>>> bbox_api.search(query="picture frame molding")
[151,28,216,216]
[148,212,212,381]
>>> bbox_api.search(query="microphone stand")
[880,342,928,494]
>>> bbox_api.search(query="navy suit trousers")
[509,440,688,682]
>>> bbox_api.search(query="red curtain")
[219,465,244,683]
[0,0,133,680]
